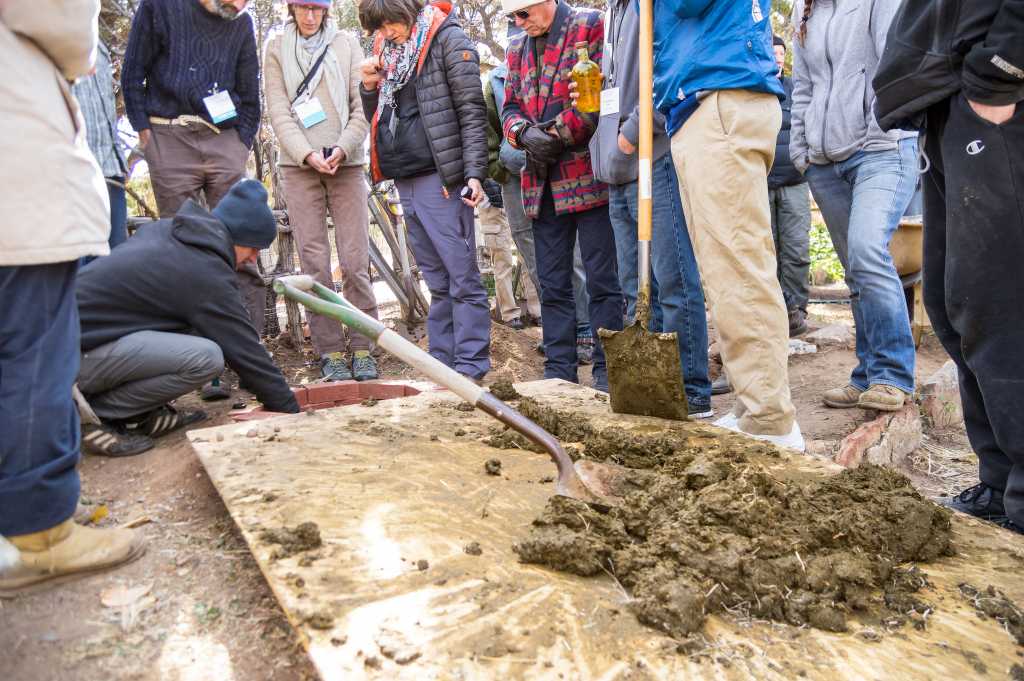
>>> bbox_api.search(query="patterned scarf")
[377,4,437,114]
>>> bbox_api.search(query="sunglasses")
[506,9,530,20]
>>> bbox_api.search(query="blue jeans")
[532,185,623,385]
[608,153,711,410]
[0,262,81,536]
[606,201,662,330]
[806,138,918,393]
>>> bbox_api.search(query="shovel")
[273,275,631,508]
[598,0,689,421]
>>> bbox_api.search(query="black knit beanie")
[212,179,277,249]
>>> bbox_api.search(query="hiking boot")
[714,413,806,452]
[823,384,864,409]
[81,423,154,458]
[788,308,808,337]
[576,334,595,366]
[858,384,910,411]
[200,377,231,401]
[942,483,1007,521]
[505,317,525,331]
[711,374,733,395]
[127,405,207,439]
[535,340,545,355]
[0,518,146,597]
[351,351,379,381]
[320,352,353,381]
[997,518,1024,535]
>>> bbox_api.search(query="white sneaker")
[714,415,806,453]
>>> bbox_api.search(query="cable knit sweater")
[121,0,260,147]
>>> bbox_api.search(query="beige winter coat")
[0,0,110,266]
[264,30,369,168]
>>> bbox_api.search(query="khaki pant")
[146,122,265,329]
[280,164,379,353]
[478,205,522,322]
[670,90,795,435]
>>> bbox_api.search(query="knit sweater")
[121,0,260,147]
[263,30,368,167]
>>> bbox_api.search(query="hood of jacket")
[170,200,237,267]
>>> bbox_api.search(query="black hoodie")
[873,0,1024,131]
[77,201,300,414]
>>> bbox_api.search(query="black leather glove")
[519,124,563,173]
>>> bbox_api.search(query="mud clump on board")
[513,411,953,639]
[959,583,1024,645]
[260,521,323,559]
[484,458,502,476]
[488,379,521,402]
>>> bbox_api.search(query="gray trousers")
[78,330,224,420]
[769,183,812,311]
[500,175,591,330]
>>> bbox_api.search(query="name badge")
[203,90,237,124]
[294,97,327,129]
[600,87,620,117]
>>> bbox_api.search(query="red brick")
[291,386,309,407]
[837,404,921,469]
[305,382,360,403]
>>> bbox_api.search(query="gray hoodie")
[588,0,670,185]
[789,0,916,171]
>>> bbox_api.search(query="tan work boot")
[822,384,864,408]
[858,384,910,411]
[0,519,146,597]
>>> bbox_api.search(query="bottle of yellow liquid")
[571,41,601,113]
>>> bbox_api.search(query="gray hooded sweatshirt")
[588,0,670,185]
[789,0,916,172]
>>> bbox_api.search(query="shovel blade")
[600,322,690,421]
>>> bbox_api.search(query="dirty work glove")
[519,124,563,176]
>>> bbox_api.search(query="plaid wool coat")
[501,1,607,219]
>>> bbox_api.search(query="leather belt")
[149,115,221,134]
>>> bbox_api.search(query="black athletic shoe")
[81,423,154,458]
[997,518,1024,535]
[127,406,208,439]
[505,317,525,331]
[941,483,1007,521]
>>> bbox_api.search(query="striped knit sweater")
[121,0,260,147]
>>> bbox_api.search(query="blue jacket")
[653,0,782,134]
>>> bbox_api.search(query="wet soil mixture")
[260,521,323,560]
[509,402,954,639]
[959,583,1024,645]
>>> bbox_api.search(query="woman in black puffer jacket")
[359,0,491,381]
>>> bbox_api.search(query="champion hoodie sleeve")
[788,2,812,174]
[962,0,1024,106]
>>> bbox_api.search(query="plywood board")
[188,380,1024,680]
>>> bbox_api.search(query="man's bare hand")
[326,147,345,170]
[617,133,636,155]
[567,80,579,105]
[968,100,1016,125]
[139,129,152,150]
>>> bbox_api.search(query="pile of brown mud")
[507,402,954,639]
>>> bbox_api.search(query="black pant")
[923,94,1024,525]
[532,185,623,384]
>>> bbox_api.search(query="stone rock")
[805,439,839,459]
[836,404,922,468]
[788,339,818,356]
[806,323,855,348]
[919,360,963,428]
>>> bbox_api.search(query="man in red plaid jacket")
[501,0,623,391]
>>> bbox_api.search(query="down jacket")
[0,0,110,266]
[361,1,487,189]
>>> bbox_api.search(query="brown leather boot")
[0,518,146,597]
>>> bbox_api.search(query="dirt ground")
[0,297,979,681]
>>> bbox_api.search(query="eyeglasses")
[294,5,326,16]
[506,9,530,20]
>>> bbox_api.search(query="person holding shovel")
[264,0,381,382]
[653,0,803,449]
[576,0,712,417]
